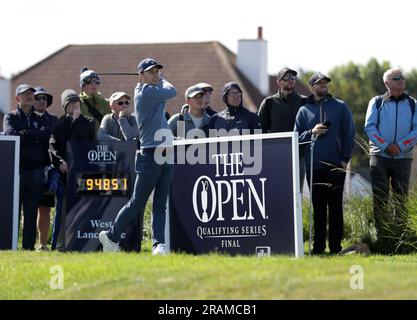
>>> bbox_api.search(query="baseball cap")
[108,92,131,104]
[195,82,214,92]
[137,58,163,74]
[277,67,297,80]
[185,85,205,99]
[309,72,332,86]
[15,84,35,97]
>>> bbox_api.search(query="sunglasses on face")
[35,96,48,101]
[84,77,101,85]
[281,75,297,81]
[391,75,405,81]
[117,101,130,106]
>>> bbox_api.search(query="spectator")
[258,67,308,188]
[168,84,211,139]
[3,84,50,250]
[181,82,217,117]
[364,67,417,252]
[207,82,261,136]
[295,73,355,255]
[33,87,58,251]
[49,89,95,250]
[97,91,139,141]
[79,67,111,133]
[99,58,176,255]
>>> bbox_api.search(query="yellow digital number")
[86,179,94,190]
[123,178,127,190]
[112,179,119,190]
[94,179,101,190]
[103,179,110,190]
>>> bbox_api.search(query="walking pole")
[308,135,317,256]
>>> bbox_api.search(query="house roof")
[10,41,310,118]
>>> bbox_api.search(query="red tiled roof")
[10,41,310,118]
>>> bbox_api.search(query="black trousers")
[306,167,346,254]
[19,169,44,250]
[369,156,411,241]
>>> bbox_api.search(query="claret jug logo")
[192,152,267,223]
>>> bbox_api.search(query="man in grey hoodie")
[99,58,176,255]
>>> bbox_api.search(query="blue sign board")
[168,133,303,257]
[65,141,140,252]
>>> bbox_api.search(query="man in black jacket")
[3,84,50,250]
[208,82,261,136]
[258,68,307,187]
[49,89,95,250]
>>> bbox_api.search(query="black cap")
[277,67,297,80]
[309,72,331,86]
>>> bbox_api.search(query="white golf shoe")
[99,231,120,252]
[152,243,168,256]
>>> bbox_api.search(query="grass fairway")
[1,250,417,300]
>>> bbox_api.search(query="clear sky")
[1,0,416,78]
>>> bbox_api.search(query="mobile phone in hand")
[322,120,331,128]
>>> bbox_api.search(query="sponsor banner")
[0,136,19,250]
[169,133,303,257]
[65,141,140,251]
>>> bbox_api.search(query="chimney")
[257,26,263,40]
[237,26,268,95]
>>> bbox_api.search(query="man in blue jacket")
[364,67,417,250]
[295,73,355,255]
[99,58,176,255]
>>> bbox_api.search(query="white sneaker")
[152,243,168,256]
[99,231,120,252]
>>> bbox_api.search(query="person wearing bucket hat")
[295,72,354,255]
[3,84,50,250]
[79,66,111,133]
[97,92,139,141]
[33,87,59,251]
[207,81,261,136]
[49,89,95,250]
[99,57,176,255]
[168,84,211,138]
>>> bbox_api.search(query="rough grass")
[1,251,417,300]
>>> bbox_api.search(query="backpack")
[375,95,415,128]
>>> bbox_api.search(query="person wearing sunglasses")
[33,87,58,252]
[97,92,139,141]
[79,66,111,133]
[364,67,417,253]
[258,67,308,188]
